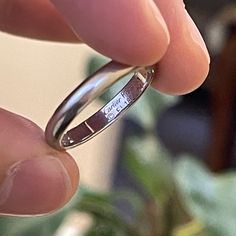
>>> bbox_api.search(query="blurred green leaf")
[126,88,177,130]
[125,135,173,203]
[87,56,108,76]
[0,187,84,236]
[175,157,236,236]
[85,220,128,236]
[173,220,206,236]
[76,188,143,236]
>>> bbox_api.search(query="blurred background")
[0,0,235,235]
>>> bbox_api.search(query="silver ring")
[45,61,155,150]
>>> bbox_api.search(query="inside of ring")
[61,67,154,148]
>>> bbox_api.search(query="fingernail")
[0,156,72,215]
[185,10,210,64]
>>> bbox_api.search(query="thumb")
[51,0,170,66]
[0,108,79,216]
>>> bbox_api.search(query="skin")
[0,0,210,215]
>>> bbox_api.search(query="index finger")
[0,0,78,41]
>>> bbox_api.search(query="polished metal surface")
[45,61,155,150]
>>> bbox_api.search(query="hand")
[0,0,210,216]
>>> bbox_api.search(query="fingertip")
[152,0,210,95]
[51,0,170,65]
[0,108,79,215]
[0,154,79,216]
[55,151,80,204]
[153,47,210,95]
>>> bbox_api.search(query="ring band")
[45,61,155,150]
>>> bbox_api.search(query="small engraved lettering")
[102,93,129,122]
[104,97,122,115]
